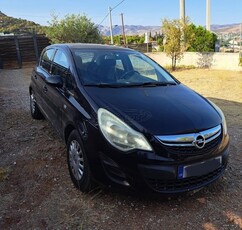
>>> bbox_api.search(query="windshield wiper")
[125,82,177,87]
[84,82,176,88]
[84,83,126,88]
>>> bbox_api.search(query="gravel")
[0,68,241,229]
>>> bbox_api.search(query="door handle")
[43,85,48,93]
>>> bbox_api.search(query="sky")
[1,0,242,27]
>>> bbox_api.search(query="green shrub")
[239,57,242,67]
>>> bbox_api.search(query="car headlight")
[208,100,228,135]
[98,108,152,152]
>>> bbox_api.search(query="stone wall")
[146,52,242,71]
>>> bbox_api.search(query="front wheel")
[30,90,44,119]
[67,130,95,192]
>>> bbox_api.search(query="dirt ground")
[0,68,241,229]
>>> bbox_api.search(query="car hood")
[84,84,221,135]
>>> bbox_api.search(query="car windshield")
[72,49,177,87]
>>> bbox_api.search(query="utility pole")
[240,22,242,54]
[206,0,211,31]
[109,7,114,45]
[180,0,185,23]
[121,13,126,45]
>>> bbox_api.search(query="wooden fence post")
[14,36,22,68]
[33,34,39,62]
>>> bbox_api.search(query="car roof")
[48,43,134,52]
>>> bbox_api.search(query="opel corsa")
[29,44,229,193]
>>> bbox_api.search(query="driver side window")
[52,50,69,76]
[52,50,72,88]
[41,49,55,73]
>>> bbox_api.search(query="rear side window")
[40,49,55,72]
[74,51,94,64]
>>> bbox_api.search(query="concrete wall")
[146,52,242,71]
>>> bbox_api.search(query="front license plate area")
[178,156,222,179]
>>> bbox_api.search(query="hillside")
[0,11,43,34]
[99,25,161,36]
[211,23,241,34]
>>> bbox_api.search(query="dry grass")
[171,69,242,127]
[171,69,242,103]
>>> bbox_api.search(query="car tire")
[30,90,44,119]
[67,130,95,193]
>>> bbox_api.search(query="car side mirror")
[45,75,63,87]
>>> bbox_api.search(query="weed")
[0,167,8,181]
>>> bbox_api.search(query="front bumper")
[85,122,229,193]
[97,134,229,193]
[138,149,228,193]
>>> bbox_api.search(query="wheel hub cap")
[69,140,84,180]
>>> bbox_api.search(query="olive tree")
[162,18,194,70]
[45,14,102,44]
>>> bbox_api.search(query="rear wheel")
[67,130,94,192]
[30,90,44,119]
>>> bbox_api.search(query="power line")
[98,0,126,26]
[112,0,126,11]
[98,12,109,27]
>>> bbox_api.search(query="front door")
[43,49,70,135]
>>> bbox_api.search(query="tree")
[126,35,145,44]
[45,14,102,44]
[113,35,122,45]
[101,36,110,44]
[162,18,194,70]
[188,24,217,52]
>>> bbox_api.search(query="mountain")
[211,23,241,34]
[0,11,6,16]
[98,25,161,36]
[99,23,241,36]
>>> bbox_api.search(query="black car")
[29,44,229,193]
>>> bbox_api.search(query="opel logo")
[193,134,206,149]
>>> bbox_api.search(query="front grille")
[156,125,222,160]
[145,165,225,193]
[165,134,222,160]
